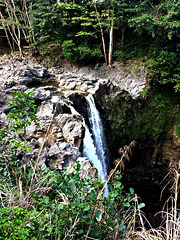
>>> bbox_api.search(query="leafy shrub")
[32,164,137,239]
[0,206,42,240]
[77,44,103,63]
[0,91,39,185]
[114,50,126,61]
[7,91,39,133]
[62,40,77,61]
[62,40,103,64]
[0,164,139,239]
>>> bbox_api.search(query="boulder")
[5,85,28,93]
[25,88,52,101]
[76,157,97,178]
[0,112,9,127]
[0,87,11,112]
[47,142,81,169]
[55,114,85,148]
[0,55,55,88]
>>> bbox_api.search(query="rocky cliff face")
[0,54,97,178]
[0,54,179,224]
[0,54,147,175]
[97,85,180,226]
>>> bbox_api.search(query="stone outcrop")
[1,54,147,102]
[23,100,90,175]
[0,54,55,88]
[0,55,96,177]
[58,62,146,99]
[0,111,9,127]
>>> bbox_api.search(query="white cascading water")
[83,95,109,196]
[70,105,103,176]
[83,123,104,180]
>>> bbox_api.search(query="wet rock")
[0,87,11,112]
[0,55,55,88]
[25,88,52,101]
[47,142,81,170]
[0,112,9,127]
[56,114,85,148]
[5,85,28,93]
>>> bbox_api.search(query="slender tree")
[0,0,36,56]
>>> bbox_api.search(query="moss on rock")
[100,86,180,158]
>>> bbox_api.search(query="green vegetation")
[7,91,39,133]
[61,40,103,63]
[102,88,180,149]
[175,121,180,139]
[0,1,179,238]
[0,92,142,239]
[0,0,179,90]
[126,90,179,139]
[0,164,138,239]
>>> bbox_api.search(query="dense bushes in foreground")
[0,165,138,239]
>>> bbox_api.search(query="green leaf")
[138,203,145,209]
[118,225,126,231]
[129,187,134,194]
[92,227,99,237]
[76,229,83,234]
[90,193,96,201]
[110,190,119,198]
[86,219,93,224]
[114,181,121,188]
[71,203,76,209]
[58,204,64,210]
[75,200,80,207]
[122,202,130,207]
[83,214,91,219]
[83,203,90,211]
[82,185,90,191]
[43,196,49,205]
[40,172,52,182]
[108,184,113,192]
[95,210,102,222]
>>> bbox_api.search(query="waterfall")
[83,95,109,196]
[83,124,104,181]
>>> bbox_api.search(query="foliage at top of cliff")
[0,0,179,91]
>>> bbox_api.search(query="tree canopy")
[0,0,179,91]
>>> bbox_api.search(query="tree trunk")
[108,18,114,66]
[101,26,108,66]
[93,2,108,66]
[121,26,125,51]
[18,41,22,57]
[0,12,13,53]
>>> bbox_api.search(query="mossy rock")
[101,86,180,157]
